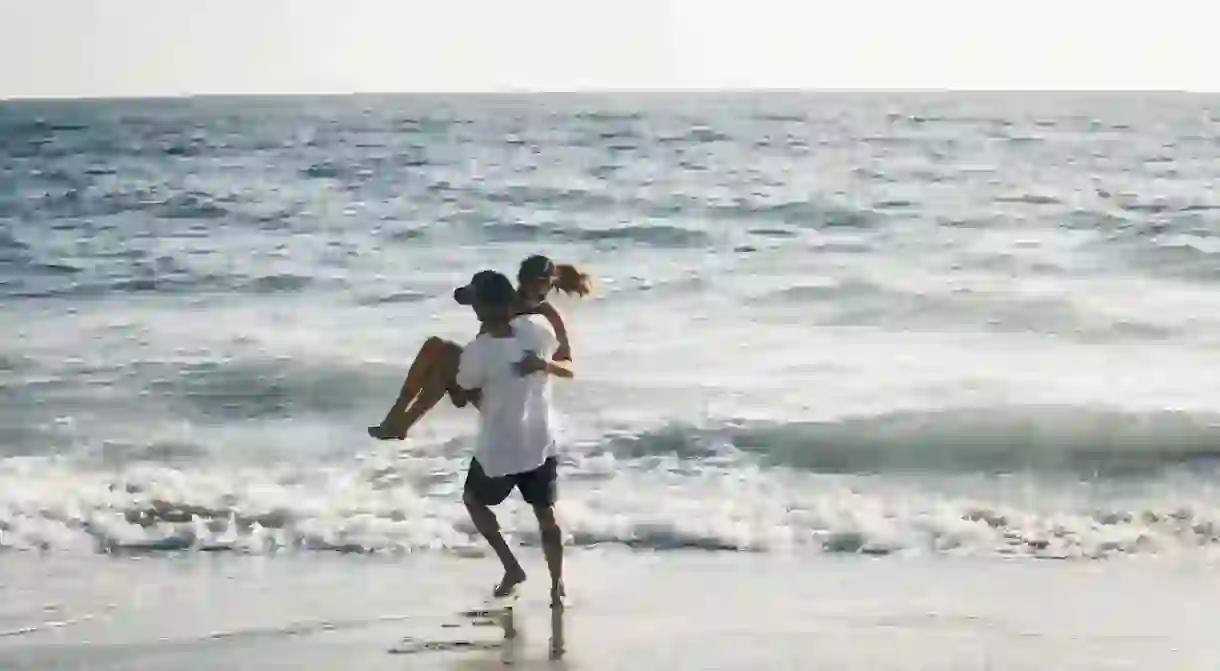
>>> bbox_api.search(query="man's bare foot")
[494,567,527,598]
[367,422,406,440]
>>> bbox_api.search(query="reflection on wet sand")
[444,607,566,668]
[549,605,566,661]
[391,600,569,668]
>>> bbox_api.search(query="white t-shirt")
[455,314,561,478]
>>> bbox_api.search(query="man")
[452,269,573,606]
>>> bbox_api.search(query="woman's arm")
[534,302,572,361]
[542,358,574,378]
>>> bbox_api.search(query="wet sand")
[1,548,1218,670]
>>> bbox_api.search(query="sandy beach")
[2,548,1218,670]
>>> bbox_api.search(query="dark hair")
[517,255,555,282]
[454,270,516,308]
[518,255,593,298]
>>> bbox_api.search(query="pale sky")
[2,0,1219,98]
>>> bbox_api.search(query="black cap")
[453,270,516,308]
[518,254,556,281]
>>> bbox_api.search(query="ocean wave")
[5,181,238,223]
[2,448,1219,559]
[0,230,31,264]
[5,399,1220,559]
[139,357,382,422]
[244,274,315,293]
[1106,233,1220,282]
[759,276,1174,340]
[994,194,1063,206]
[453,182,622,213]
[154,192,230,219]
[746,226,801,238]
[570,224,710,247]
[605,407,1220,476]
[302,161,348,179]
[456,220,711,248]
[571,111,644,123]
[706,200,878,228]
[8,268,329,301]
[355,290,428,306]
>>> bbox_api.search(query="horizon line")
[5,87,1220,103]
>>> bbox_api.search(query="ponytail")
[553,264,593,298]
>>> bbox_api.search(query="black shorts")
[464,457,558,508]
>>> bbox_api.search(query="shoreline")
[2,548,1218,669]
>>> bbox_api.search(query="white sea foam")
[4,431,1220,560]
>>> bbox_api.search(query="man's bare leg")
[533,505,565,606]
[464,491,527,596]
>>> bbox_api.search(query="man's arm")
[513,316,575,379]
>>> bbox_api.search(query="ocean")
[4,91,1220,563]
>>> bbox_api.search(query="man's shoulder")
[511,314,557,341]
[510,312,549,328]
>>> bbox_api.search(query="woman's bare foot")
[494,567,527,598]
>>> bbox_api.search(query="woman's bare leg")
[369,340,464,440]
[368,337,447,439]
[392,341,464,434]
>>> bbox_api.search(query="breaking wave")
[4,404,1220,559]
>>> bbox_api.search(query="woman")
[367,255,592,440]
